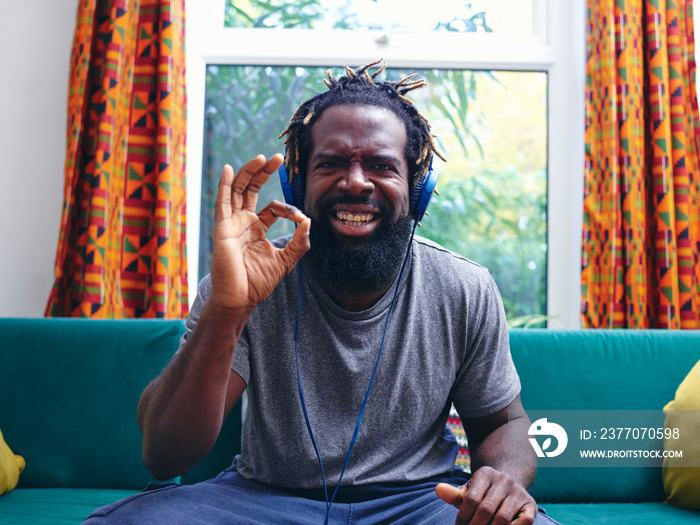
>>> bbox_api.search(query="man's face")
[304,104,411,248]
[302,104,413,297]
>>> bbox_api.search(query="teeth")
[336,211,375,225]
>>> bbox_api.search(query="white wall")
[0,0,78,317]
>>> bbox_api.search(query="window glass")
[201,65,547,320]
[224,0,533,35]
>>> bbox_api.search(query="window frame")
[185,0,586,329]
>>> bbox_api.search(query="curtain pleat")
[46,0,188,318]
[582,0,700,329]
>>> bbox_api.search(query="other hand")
[209,154,311,312]
[435,466,537,524]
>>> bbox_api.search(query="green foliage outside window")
[224,0,494,32]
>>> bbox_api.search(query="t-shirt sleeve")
[175,274,211,354]
[175,273,251,385]
[450,271,521,419]
[232,325,251,384]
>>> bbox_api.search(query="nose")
[338,163,373,195]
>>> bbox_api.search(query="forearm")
[137,301,250,479]
[469,415,537,490]
[136,155,307,479]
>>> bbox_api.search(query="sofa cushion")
[0,488,136,524]
[542,502,700,524]
[0,429,25,495]
[510,329,700,503]
[663,358,700,510]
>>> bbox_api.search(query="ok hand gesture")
[209,154,311,313]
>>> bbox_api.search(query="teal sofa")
[511,329,700,524]
[0,319,698,524]
[0,318,241,524]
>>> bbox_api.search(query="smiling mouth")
[335,211,377,227]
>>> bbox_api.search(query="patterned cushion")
[447,405,470,472]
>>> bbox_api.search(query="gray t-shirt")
[181,235,520,489]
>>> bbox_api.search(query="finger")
[470,485,524,525]
[511,502,538,525]
[455,475,490,525]
[257,201,308,231]
[215,164,235,222]
[231,155,267,211]
[279,218,311,272]
[435,483,463,509]
[248,153,284,191]
[470,483,510,525]
[487,495,523,525]
[242,153,285,212]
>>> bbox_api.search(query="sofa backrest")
[510,329,700,504]
[4,319,697,502]
[0,318,241,490]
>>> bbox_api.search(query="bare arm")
[462,395,536,489]
[137,155,311,480]
[136,302,249,480]
[436,396,538,525]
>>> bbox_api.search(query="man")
[85,61,557,524]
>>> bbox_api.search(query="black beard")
[304,201,413,297]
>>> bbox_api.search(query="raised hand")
[209,154,311,312]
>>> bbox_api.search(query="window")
[185,0,585,327]
[223,0,533,35]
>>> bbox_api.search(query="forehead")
[310,104,408,155]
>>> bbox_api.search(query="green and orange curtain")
[46,0,188,318]
[582,0,700,329]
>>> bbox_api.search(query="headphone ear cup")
[278,162,296,207]
[410,159,438,223]
[290,171,306,210]
[278,150,306,210]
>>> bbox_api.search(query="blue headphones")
[278,154,438,224]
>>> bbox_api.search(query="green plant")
[419,167,547,320]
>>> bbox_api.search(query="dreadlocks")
[278,59,446,189]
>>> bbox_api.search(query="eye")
[314,160,339,170]
[371,162,399,175]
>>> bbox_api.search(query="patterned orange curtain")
[46,0,188,318]
[582,0,700,329]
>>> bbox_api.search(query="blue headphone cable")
[293,222,419,525]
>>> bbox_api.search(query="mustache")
[316,195,392,216]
